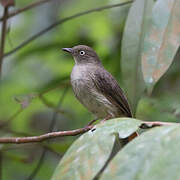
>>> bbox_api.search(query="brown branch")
[0,7,9,77]
[4,1,133,58]
[0,126,93,144]
[0,121,178,144]
[0,0,52,22]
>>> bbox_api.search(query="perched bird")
[62,45,132,121]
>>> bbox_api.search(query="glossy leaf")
[101,125,180,180]
[121,0,154,114]
[142,0,180,93]
[51,118,141,180]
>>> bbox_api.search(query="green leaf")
[142,0,180,93]
[101,125,180,180]
[121,0,154,114]
[51,118,141,180]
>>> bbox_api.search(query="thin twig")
[0,7,9,77]
[0,121,177,144]
[0,126,93,144]
[0,0,52,22]
[27,87,68,180]
[86,118,98,126]
[4,1,133,58]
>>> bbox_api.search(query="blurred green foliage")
[0,0,179,179]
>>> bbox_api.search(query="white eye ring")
[79,51,85,55]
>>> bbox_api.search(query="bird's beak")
[62,48,73,53]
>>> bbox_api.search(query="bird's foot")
[100,115,112,123]
[86,118,98,127]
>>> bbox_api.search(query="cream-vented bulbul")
[62,45,132,121]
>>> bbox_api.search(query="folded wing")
[92,67,132,117]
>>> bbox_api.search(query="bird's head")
[62,45,101,65]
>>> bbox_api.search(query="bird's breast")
[70,65,119,118]
[71,65,95,97]
[71,65,91,81]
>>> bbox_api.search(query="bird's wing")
[92,67,132,117]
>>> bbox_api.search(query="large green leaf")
[121,0,154,114]
[101,125,180,180]
[142,0,180,93]
[51,118,141,180]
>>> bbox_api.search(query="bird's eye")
[79,51,85,55]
